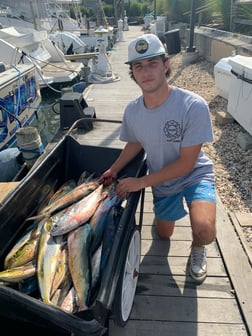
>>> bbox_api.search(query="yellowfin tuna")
[26,180,100,221]
[50,184,105,236]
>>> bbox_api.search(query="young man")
[100,33,216,283]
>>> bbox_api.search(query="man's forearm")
[110,142,142,174]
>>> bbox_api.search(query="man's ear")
[164,59,170,72]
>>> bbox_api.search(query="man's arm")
[141,144,202,188]
[116,144,202,196]
[99,142,142,185]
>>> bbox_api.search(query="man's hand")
[99,169,117,186]
[116,177,144,198]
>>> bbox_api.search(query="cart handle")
[67,117,122,135]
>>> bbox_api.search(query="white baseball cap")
[125,33,166,64]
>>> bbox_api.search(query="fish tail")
[25,212,50,222]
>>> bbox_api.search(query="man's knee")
[155,218,175,239]
[192,220,216,245]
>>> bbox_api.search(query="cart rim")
[121,229,141,321]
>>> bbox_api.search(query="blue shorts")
[153,181,216,222]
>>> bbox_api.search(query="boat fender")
[0,148,23,182]
[16,127,44,169]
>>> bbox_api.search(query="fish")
[87,243,102,307]
[77,170,96,185]
[0,262,36,283]
[18,276,38,295]
[4,218,45,269]
[50,184,105,237]
[51,269,73,308]
[50,243,69,298]
[100,205,124,274]
[89,193,123,255]
[87,204,123,306]
[67,223,92,311]
[4,236,39,270]
[26,179,100,221]
[91,243,102,289]
[60,286,78,313]
[48,179,77,205]
[36,219,65,304]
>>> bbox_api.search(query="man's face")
[131,56,169,93]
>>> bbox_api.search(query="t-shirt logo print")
[163,120,182,141]
[135,39,149,55]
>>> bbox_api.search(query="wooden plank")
[136,200,154,213]
[129,296,244,323]
[0,182,19,203]
[141,224,192,240]
[230,212,252,265]
[71,123,123,148]
[137,274,233,298]
[216,196,252,335]
[140,255,226,276]
[141,239,220,257]
[110,320,248,336]
[234,212,252,227]
[136,211,191,227]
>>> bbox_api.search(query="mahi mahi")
[0,261,36,283]
[36,218,65,304]
[67,223,92,311]
[4,218,45,269]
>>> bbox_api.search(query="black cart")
[0,119,147,336]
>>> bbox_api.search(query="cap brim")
[125,51,166,64]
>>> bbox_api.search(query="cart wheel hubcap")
[121,229,141,322]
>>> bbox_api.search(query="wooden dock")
[45,25,252,335]
[81,25,252,336]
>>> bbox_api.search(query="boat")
[0,63,41,151]
[0,26,84,89]
[0,1,115,54]
[0,1,83,32]
[49,30,89,55]
[0,1,117,85]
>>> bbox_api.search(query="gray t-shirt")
[120,86,215,197]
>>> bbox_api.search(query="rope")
[20,143,45,161]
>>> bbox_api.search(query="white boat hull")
[0,64,41,151]
[0,27,84,88]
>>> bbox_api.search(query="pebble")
[169,54,252,249]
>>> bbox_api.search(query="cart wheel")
[113,227,141,327]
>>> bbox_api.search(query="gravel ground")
[168,53,252,249]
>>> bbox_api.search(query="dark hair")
[128,54,171,81]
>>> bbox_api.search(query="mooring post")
[187,0,196,52]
